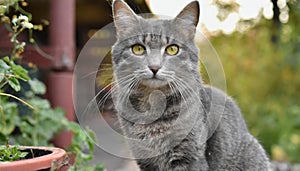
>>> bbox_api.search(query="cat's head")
[111,0,201,89]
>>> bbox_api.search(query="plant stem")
[0,92,36,111]
[0,106,6,134]
[0,80,8,89]
[0,73,28,81]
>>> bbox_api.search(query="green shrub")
[209,18,300,162]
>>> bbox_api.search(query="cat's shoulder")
[201,85,235,104]
[200,85,242,114]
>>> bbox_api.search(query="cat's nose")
[149,66,160,75]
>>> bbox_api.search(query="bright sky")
[147,0,277,34]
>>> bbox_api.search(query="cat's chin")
[141,78,168,89]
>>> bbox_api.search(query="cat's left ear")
[174,1,200,35]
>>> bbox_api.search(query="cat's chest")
[128,90,181,112]
[120,94,182,140]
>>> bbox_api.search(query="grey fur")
[110,0,271,170]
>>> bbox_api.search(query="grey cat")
[110,0,271,170]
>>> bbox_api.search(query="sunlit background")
[147,0,289,34]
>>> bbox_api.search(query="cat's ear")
[112,0,138,36]
[175,1,200,27]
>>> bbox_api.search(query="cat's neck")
[127,84,180,112]
[133,84,173,96]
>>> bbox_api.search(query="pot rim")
[0,146,67,171]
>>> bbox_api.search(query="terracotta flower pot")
[0,146,68,171]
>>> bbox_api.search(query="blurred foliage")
[206,0,300,163]
[67,123,104,171]
[0,0,103,170]
[212,0,240,21]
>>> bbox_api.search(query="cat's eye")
[165,44,179,56]
[132,44,146,55]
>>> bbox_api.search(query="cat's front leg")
[240,135,271,171]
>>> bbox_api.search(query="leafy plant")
[0,0,64,146]
[0,143,28,162]
[67,123,104,171]
[0,0,103,170]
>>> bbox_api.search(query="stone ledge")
[271,161,300,171]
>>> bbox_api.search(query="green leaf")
[95,164,104,171]
[10,63,30,81]
[7,76,20,92]
[78,152,93,160]
[0,59,10,82]
[86,127,97,142]
[0,122,16,137]
[29,79,46,94]
[0,59,10,70]
[3,57,10,63]
[29,98,50,109]
[86,127,97,152]
[19,151,28,158]
[67,122,81,132]
[0,69,5,82]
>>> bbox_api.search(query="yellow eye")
[132,44,145,55]
[166,44,179,56]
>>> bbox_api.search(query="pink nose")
[149,66,160,75]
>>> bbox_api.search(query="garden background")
[0,0,299,170]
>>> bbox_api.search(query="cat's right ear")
[112,0,138,37]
